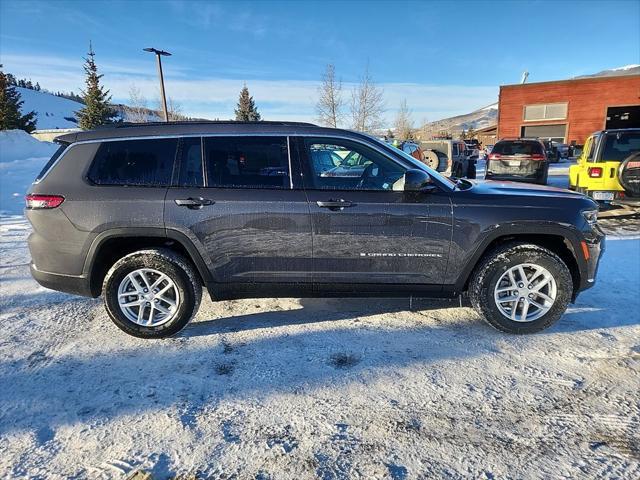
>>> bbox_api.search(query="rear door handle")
[316,199,354,210]
[175,197,215,209]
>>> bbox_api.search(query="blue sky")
[1,0,638,125]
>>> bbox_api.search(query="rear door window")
[204,136,290,189]
[87,138,177,186]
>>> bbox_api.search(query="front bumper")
[577,225,605,295]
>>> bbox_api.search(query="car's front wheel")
[469,243,572,333]
[103,248,202,338]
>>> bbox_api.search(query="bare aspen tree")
[167,97,184,121]
[316,64,344,127]
[127,85,148,123]
[350,63,384,133]
[156,96,185,121]
[394,99,415,141]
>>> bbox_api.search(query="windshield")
[366,134,456,186]
[602,132,640,162]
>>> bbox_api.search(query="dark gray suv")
[26,121,604,338]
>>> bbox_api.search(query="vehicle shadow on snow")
[0,298,496,439]
[1,277,637,442]
[183,297,469,337]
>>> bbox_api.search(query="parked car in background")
[569,128,640,206]
[421,139,474,178]
[25,121,604,337]
[542,140,559,163]
[553,142,570,160]
[422,148,449,172]
[486,138,549,185]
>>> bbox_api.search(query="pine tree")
[0,65,37,132]
[234,84,261,121]
[76,43,117,130]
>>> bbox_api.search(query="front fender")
[448,222,589,294]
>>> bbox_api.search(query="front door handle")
[175,197,215,210]
[316,199,354,211]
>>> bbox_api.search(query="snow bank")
[0,130,58,215]
[17,87,83,130]
[0,129,57,163]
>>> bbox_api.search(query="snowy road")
[1,217,639,479]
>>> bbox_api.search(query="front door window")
[304,139,406,191]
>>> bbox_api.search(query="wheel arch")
[458,231,583,300]
[84,228,212,297]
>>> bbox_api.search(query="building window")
[523,103,568,121]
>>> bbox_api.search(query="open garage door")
[606,105,640,129]
[520,124,566,142]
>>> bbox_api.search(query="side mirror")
[404,169,436,192]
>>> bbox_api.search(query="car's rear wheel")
[469,243,572,333]
[103,248,202,338]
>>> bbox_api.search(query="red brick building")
[497,74,640,145]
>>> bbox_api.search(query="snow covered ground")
[1,215,638,479]
[16,87,83,130]
[0,130,59,216]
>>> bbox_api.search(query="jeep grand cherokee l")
[26,122,604,338]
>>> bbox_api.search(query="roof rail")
[98,120,318,129]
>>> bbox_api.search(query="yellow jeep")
[569,129,640,206]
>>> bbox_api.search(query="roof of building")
[500,73,640,89]
[55,120,358,143]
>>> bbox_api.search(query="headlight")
[582,209,598,226]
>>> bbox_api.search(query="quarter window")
[204,136,290,189]
[304,138,406,191]
[87,138,177,186]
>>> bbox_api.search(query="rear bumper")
[486,161,548,184]
[611,197,640,208]
[485,173,546,184]
[30,263,95,297]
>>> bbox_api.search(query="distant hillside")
[574,64,640,79]
[17,87,83,130]
[16,87,200,129]
[417,103,497,140]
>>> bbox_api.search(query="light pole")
[143,47,171,122]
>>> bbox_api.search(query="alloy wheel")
[117,268,180,327]
[493,263,557,322]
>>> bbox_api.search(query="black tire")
[618,152,640,197]
[103,248,202,338]
[468,243,572,334]
[538,163,549,185]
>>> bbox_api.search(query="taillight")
[531,154,545,161]
[588,167,603,178]
[25,194,65,209]
[488,153,501,160]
